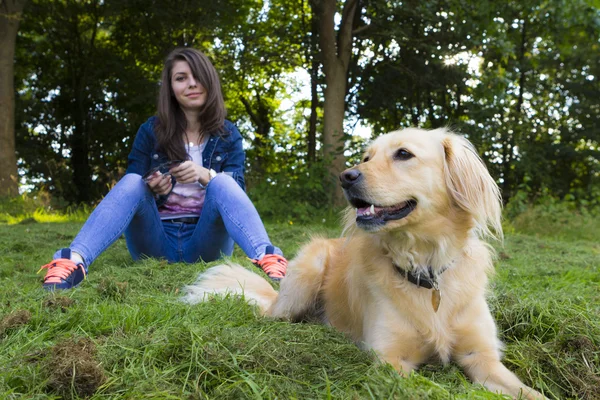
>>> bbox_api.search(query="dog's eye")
[362,156,370,163]
[394,148,414,161]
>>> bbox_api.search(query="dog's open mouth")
[350,198,417,225]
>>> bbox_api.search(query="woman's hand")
[146,172,173,195]
[170,161,210,185]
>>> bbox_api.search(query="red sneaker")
[38,249,87,290]
[252,247,287,281]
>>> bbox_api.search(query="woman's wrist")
[197,167,208,185]
[198,168,216,188]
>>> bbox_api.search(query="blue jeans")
[64,173,281,267]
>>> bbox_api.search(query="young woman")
[38,48,287,289]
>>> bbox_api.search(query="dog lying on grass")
[183,128,547,399]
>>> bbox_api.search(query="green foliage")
[247,160,341,225]
[14,0,310,205]
[505,196,600,242]
[0,192,89,224]
[10,0,600,210]
[15,0,156,203]
[354,0,600,203]
[504,173,600,241]
[355,0,475,132]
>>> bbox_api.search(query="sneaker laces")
[252,254,287,279]
[38,259,86,284]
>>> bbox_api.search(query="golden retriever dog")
[183,128,546,399]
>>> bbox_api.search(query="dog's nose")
[340,169,362,189]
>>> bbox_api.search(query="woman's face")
[171,60,207,112]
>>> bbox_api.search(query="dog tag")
[431,289,441,312]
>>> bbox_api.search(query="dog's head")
[341,128,502,240]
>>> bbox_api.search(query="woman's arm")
[126,121,154,176]
[125,118,173,205]
[220,122,246,190]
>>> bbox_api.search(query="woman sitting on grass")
[38,47,287,290]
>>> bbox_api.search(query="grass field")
[0,205,599,399]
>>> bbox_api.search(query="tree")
[15,0,312,202]
[301,2,322,166]
[12,0,599,209]
[217,0,306,183]
[15,0,244,202]
[355,0,600,203]
[356,0,476,134]
[465,0,600,201]
[16,0,130,203]
[0,0,27,197]
[311,0,361,207]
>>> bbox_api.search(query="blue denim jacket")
[126,116,246,205]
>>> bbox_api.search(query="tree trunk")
[70,124,93,203]
[322,64,347,205]
[68,6,101,204]
[240,94,272,178]
[0,0,27,197]
[307,13,319,165]
[502,17,528,201]
[312,0,359,207]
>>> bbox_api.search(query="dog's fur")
[183,128,546,399]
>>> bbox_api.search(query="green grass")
[1,208,599,399]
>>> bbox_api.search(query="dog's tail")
[181,263,278,315]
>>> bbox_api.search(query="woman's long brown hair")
[155,48,226,160]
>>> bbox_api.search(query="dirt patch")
[46,337,106,398]
[0,309,32,336]
[43,296,75,311]
[559,336,600,399]
[566,367,600,400]
[562,335,598,353]
[97,278,129,301]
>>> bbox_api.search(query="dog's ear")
[442,133,503,240]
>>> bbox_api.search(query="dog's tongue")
[356,204,385,217]
[357,205,375,217]
[356,201,408,217]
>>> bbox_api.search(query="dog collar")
[391,262,447,290]
[392,262,448,312]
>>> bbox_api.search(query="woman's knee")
[111,173,152,200]
[121,172,144,185]
[206,173,238,195]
